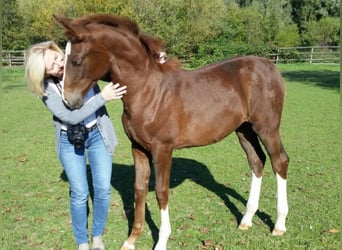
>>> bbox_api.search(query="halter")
[61,41,71,104]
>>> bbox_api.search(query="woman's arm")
[42,83,106,125]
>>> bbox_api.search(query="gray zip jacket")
[42,79,117,156]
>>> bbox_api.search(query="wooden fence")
[2,46,340,66]
[267,46,340,64]
[2,50,26,66]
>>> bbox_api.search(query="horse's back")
[176,56,285,140]
[187,56,284,94]
[200,55,285,109]
[180,55,285,114]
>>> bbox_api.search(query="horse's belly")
[173,110,245,148]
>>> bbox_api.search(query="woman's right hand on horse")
[101,82,127,101]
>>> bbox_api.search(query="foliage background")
[2,0,340,64]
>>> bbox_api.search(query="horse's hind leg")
[265,134,288,235]
[152,146,173,250]
[236,123,266,230]
[257,128,289,236]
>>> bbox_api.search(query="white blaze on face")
[62,41,71,83]
[61,41,72,104]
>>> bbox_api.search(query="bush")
[301,17,340,46]
[183,39,274,68]
[274,24,300,47]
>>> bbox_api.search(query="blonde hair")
[25,41,64,97]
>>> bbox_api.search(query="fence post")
[9,51,12,66]
[310,47,314,64]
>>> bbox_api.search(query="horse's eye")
[72,60,82,67]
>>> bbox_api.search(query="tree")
[124,0,228,58]
[2,0,28,49]
[17,0,132,47]
[302,16,340,45]
[2,0,340,56]
[18,0,74,45]
[240,2,266,46]
[274,24,300,47]
[290,0,340,33]
[254,0,295,46]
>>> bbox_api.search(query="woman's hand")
[101,82,127,101]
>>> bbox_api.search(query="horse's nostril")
[69,99,83,110]
[62,95,69,106]
[62,91,84,109]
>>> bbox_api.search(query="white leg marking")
[121,240,135,250]
[273,173,288,235]
[239,172,262,230]
[154,206,171,250]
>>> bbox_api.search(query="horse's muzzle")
[63,92,84,109]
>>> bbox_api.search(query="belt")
[61,124,97,132]
[86,124,97,132]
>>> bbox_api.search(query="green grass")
[1,63,340,249]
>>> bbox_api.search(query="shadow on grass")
[281,69,340,91]
[60,157,275,245]
[2,83,26,90]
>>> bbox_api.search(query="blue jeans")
[59,127,112,245]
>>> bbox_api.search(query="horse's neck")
[117,56,161,85]
[121,70,166,108]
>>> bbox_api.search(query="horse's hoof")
[272,228,286,236]
[238,223,252,230]
[120,246,135,250]
[120,241,135,250]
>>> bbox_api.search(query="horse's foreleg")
[121,146,151,250]
[152,147,173,250]
[239,173,263,230]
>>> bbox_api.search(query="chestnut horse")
[54,14,289,250]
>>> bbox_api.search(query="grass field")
[1,63,340,249]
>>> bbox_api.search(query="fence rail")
[267,46,340,64]
[2,50,26,66]
[2,46,340,66]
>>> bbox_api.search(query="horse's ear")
[53,14,86,42]
[53,15,72,25]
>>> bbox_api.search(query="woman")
[25,41,127,250]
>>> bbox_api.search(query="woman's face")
[44,49,64,79]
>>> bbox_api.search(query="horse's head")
[54,15,114,108]
[54,14,181,109]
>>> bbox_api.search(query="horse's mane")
[72,14,181,72]
[73,14,140,35]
